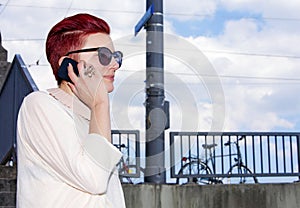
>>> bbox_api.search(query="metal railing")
[170,132,300,184]
[111,130,141,183]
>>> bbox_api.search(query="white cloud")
[220,0,300,18]
[165,0,217,21]
[183,5,300,131]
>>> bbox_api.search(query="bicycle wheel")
[119,165,144,184]
[176,161,214,185]
[223,164,258,184]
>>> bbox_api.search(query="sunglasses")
[65,47,123,67]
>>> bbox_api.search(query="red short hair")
[46,13,110,82]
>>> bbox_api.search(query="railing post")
[297,134,300,181]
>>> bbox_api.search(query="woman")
[16,13,126,207]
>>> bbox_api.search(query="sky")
[1,0,300,133]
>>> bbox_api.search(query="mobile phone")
[57,58,79,83]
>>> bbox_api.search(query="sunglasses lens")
[113,51,123,67]
[98,47,123,67]
[98,47,112,66]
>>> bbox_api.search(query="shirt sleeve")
[17,91,122,194]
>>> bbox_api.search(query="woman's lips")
[103,75,114,81]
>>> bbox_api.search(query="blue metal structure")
[0,54,38,164]
[134,4,154,36]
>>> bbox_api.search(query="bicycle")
[177,136,258,184]
[114,143,144,184]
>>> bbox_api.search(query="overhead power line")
[3,38,45,42]
[165,12,300,22]
[0,4,142,14]
[27,63,300,83]
[64,0,74,18]
[2,38,300,60]
[0,0,10,16]
[117,69,300,82]
[2,3,300,22]
[203,50,300,59]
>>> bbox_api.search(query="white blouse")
[16,89,126,208]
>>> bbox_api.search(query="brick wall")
[0,32,10,91]
[0,166,16,208]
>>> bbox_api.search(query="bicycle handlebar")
[113,143,127,149]
[224,136,246,146]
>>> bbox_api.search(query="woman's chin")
[107,85,114,93]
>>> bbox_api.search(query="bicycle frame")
[177,136,258,184]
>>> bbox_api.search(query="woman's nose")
[111,58,121,71]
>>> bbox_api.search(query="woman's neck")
[59,80,74,95]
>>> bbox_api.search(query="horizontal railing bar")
[174,173,300,178]
[170,131,300,136]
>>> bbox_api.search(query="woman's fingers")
[67,61,109,109]
[77,61,86,78]
[67,63,79,84]
[67,82,78,95]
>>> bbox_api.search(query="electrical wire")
[0,3,142,14]
[165,12,300,22]
[64,0,74,18]
[118,69,300,81]
[3,37,300,60]
[203,50,300,59]
[26,63,300,83]
[3,38,45,42]
[0,0,10,16]
[3,2,300,84]
[2,3,300,22]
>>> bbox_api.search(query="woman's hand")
[66,61,111,140]
[66,61,109,109]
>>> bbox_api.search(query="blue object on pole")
[134,4,154,36]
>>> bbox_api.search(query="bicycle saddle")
[202,143,218,149]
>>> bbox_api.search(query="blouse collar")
[47,88,91,121]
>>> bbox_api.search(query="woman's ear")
[58,56,68,66]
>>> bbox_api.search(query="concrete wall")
[122,183,300,208]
